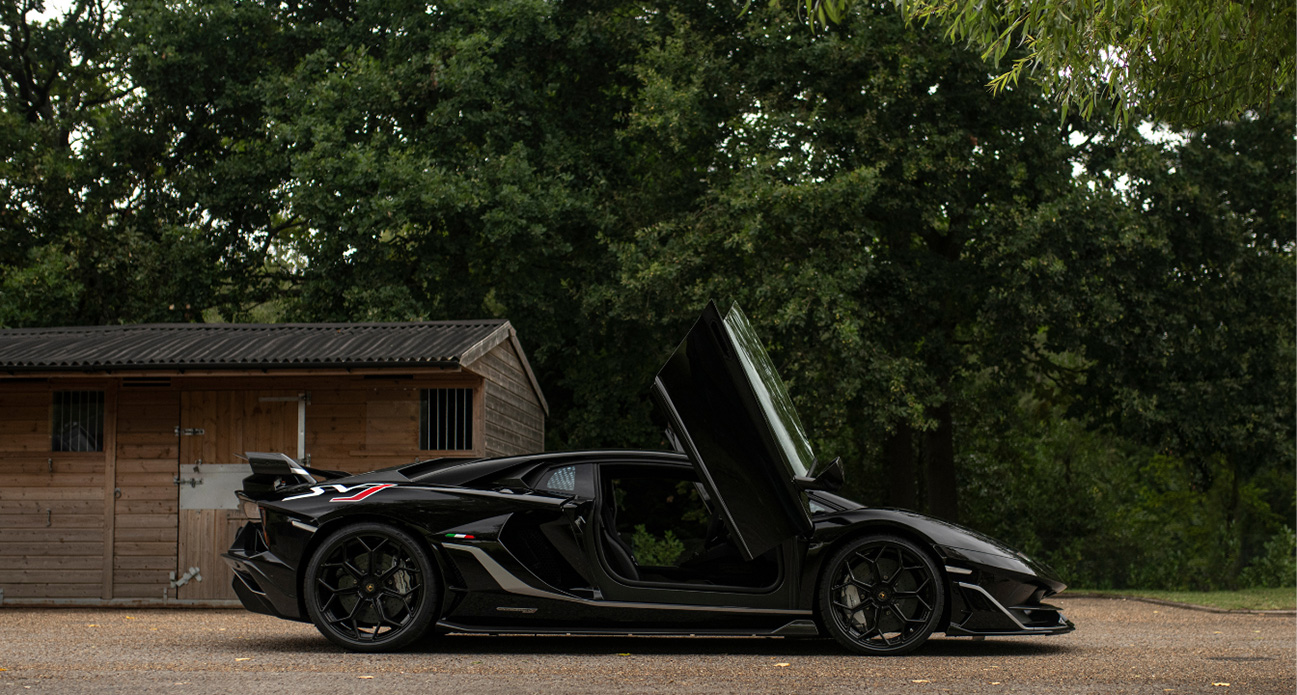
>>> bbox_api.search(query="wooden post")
[101,382,118,600]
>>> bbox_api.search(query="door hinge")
[174,476,203,488]
[174,427,205,437]
[169,566,202,588]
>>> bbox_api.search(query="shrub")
[1240,527,1297,588]
[631,524,685,566]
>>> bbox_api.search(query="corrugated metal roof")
[0,320,512,372]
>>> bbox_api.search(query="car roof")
[402,449,690,487]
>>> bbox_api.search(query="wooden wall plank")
[0,460,102,475]
[0,569,104,584]
[112,387,178,601]
[475,341,545,457]
[102,383,118,599]
[3,364,547,602]
[0,543,104,556]
[0,584,102,598]
[0,513,103,528]
[0,488,103,501]
[114,556,175,570]
[3,529,104,542]
[11,556,102,570]
[2,474,106,487]
[0,500,107,514]
[113,541,175,556]
[110,584,169,599]
[0,389,49,453]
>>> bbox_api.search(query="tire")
[818,534,945,655]
[303,522,439,652]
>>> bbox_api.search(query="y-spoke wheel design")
[819,534,944,655]
[304,522,438,652]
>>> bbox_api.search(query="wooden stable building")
[0,320,546,605]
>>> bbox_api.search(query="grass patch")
[1071,587,1296,611]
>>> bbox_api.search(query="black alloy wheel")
[819,534,945,655]
[304,522,438,652]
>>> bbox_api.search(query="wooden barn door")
[175,390,300,600]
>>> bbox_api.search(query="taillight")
[259,507,271,546]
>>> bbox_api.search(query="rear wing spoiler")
[240,452,349,498]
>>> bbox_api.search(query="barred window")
[419,388,473,451]
[52,391,104,452]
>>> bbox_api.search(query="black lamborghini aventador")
[224,302,1073,654]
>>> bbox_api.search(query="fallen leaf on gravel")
[911,679,930,683]
[125,616,136,620]
[617,653,631,656]
[358,676,374,679]
[86,624,98,627]
[0,667,7,672]
[990,682,1000,685]
[774,663,790,668]
[1212,683,1230,687]
[234,658,252,662]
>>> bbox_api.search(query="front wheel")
[818,534,945,655]
[304,522,439,652]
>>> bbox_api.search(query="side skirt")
[444,541,809,615]
[436,618,821,638]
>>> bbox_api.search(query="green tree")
[125,0,680,449]
[1060,110,1296,581]
[601,3,1097,521]
[0,0,260,326]
[6,0,1289,587]
[792,0,1296,126]
[603,3,1293,537]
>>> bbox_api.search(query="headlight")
[240,498,260,519]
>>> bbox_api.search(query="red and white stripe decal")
[330,483,396,503]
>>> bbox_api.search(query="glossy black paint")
[223,450,1073,645]
[224,303,1073,652]
[653,302,814,560]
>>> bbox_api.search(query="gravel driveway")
[0,598,1291,694]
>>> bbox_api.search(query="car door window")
[599,465,778,589]
[532,463,595,499]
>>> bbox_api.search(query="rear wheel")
[819,534,944,655]
[304,522,438,652]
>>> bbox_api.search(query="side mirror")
[794,457,844,492]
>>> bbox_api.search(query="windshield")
[722,305,815,479]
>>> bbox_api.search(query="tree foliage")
[0,0,1291,588]
[793,0,1296,126]
[0,0,273,325]
[595,3,1098,522]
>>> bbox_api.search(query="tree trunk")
[924,402,958,522]
[885,422,917,510]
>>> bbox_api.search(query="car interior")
[596,465,780,590]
